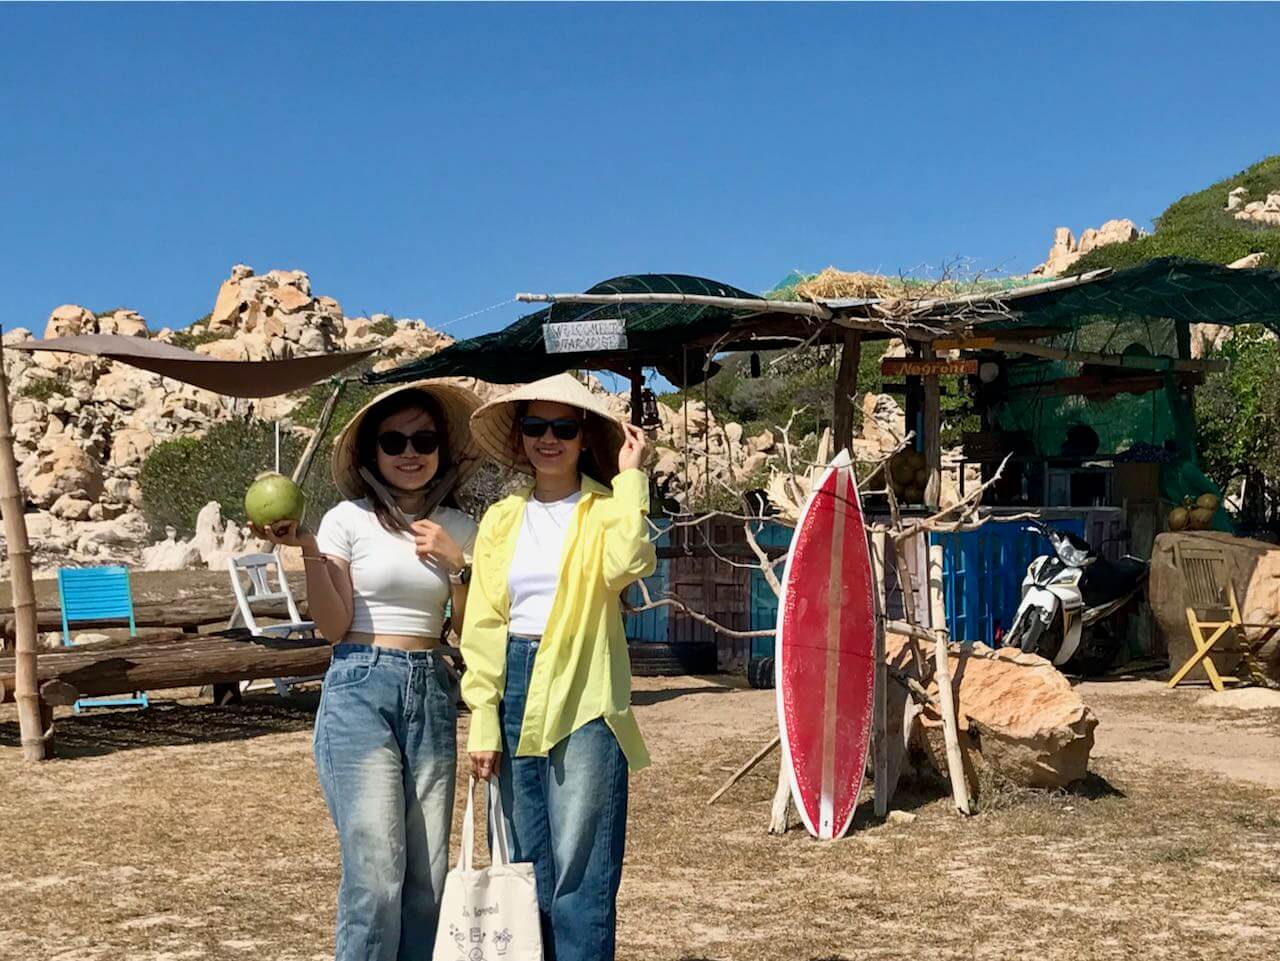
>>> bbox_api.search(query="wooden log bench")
[0,629,336,743]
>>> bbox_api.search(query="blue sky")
[3,2,1279,341]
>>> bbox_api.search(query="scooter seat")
[1079,554,1148,607]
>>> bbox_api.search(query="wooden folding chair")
[1168,541,1274,691]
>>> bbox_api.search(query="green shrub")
[170,326,233,352]
[139,419,295,536]
[369,316,398,338]
[139,416,356,538]
[18,377,71,402]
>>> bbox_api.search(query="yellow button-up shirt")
[460,469,657,771]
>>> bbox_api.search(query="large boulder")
[888,634,1097,789]
[26,442,104,507]
[44,304,95,339]
[141,528,201,571]
[1150,531,1280,683]
[97,309,149,337]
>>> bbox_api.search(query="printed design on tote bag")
[447,924,513,960]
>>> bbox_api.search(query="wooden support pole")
[0,331,49,760]
[870,531,890,817]
[768,755,792,835]
[922,345,942,509]
[291,380,346,489]
[629,366,644,427]
[832,330,862,455]
[928,543,971,815]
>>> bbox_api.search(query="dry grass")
[0,679,1277,960]
[775,266,1039,307]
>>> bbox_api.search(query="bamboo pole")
[928,543,971,815]
[871,530,890,817]
[915,267,1114,316]
[516,290,832,320]
[0,331,49,760]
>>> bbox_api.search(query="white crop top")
[507,491,582,637]
[315,499,478,638]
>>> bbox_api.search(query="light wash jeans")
[313,642,458,961]
[497,635,629,961]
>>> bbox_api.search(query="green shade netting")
[366,274,776,387]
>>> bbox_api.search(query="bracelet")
[301,554,327,563]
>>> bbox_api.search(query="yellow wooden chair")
[1168,540,1275,691]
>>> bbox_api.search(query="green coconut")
[1188,507,1215,531]
[244,472,306,529]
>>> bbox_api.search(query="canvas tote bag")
[433,777,543,961]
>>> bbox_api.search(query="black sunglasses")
[519,416,582,441]
[377,430,441,456]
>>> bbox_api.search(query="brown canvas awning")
[11,335,375,397]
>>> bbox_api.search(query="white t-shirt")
[507,491,582,637]
[315,499,478,638]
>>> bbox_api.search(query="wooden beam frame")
[832,330,861,454]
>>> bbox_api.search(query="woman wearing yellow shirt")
[460,373,655,961]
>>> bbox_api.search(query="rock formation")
[1031,219,1141,277]
[1227,186,1280,227]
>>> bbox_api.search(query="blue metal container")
[930,518,1085,646]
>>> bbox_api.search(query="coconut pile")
[1167,492,1223,532]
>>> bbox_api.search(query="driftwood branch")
[627,581,775,639]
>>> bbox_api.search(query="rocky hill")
[1032,156,1280,278]
[1,265,453,576]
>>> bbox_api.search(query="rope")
[434,298,516,332]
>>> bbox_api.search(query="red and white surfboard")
[775,449,876,840]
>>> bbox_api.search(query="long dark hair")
[355,389,457,532]
[509,400,618,486]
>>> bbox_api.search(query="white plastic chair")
[226,552,321,696]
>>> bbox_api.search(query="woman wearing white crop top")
[256,380,482,961]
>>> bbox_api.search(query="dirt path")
[0,675,1276,960]
[1079,679,1280,789]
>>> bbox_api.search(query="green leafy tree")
[1195,326,1280,499]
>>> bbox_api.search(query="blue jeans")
[313,643,458,961]
[497,635,629,961]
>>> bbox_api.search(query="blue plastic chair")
[57,566,149,712]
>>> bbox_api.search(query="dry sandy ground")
[1,675,1278,961]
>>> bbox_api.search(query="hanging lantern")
[640,387,662,428]
[750,352,762,379]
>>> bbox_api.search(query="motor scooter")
[1004,521,1148,676]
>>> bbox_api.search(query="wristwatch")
[449,564,472,587]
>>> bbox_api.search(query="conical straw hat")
[331,380,484,499]
[470,373,625,474]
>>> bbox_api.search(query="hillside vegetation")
[1069,155,1280,272]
